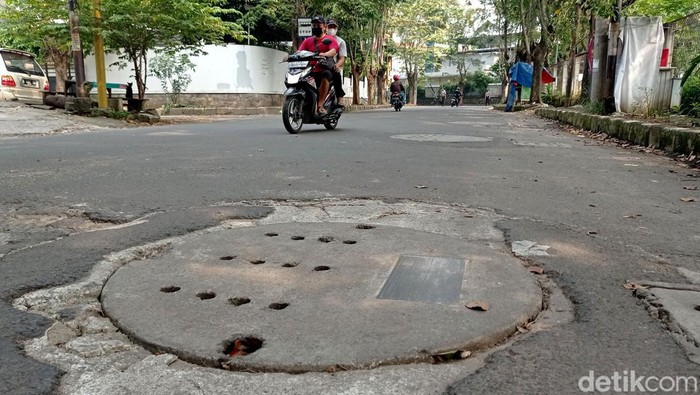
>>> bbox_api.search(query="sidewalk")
[0,100,391,137]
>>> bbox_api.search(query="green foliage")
[89,108,132,120]
[463,71,495,94]
[150,53,195,107]
[541,85,565,107]
[681,54,700,87]
[680,75,700,118]
[583,100,606,115]
[626,0,699,22]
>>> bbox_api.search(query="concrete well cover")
[101,222,541,372]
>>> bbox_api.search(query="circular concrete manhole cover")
[391,134,493,142]
[101,222,541,373]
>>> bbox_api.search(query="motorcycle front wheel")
[324,118,338,130]
[283,97,304,134]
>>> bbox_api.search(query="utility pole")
[92,0,107,108]
[68,0,86,97]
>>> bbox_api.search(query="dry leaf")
[680,197,696,202]
[683,186,698,190]
[414,185,427,189]
[623,283,648,290]
[527,266,544,274]
[516,326,529,333]
[466,301,490,311]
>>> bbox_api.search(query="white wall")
[84,44,289,94]
[85,44,369,101]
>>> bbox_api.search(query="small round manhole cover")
[101,222,541,373]
[391,134,493,142]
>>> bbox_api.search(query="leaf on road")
[680,197,695,202]
[623,282,648,290]
[414,185,427,189]
[465,301,489,311]
[683,186,698,190]
[527,266,544,274]
[517,326,529,333]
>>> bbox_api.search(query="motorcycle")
[450,95,461,107]
[391,92,403,111]
[282,48,342,134]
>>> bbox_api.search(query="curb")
[535,107,700,155]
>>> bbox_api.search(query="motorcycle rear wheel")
[283,97,304,134]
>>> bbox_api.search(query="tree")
[150,52,195,108]
[0,0,92,93]
[100,0,245,99]
[389,0,462,105]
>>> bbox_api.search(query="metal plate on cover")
[378,255,465,303]
[391,134,493,143]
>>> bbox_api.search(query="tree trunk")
[351,65,362,105]
[133,51,147,99]
[376,65,387,105]
[408,65,418,105]
[48,50,70,93]
[366,67,377,105]
[531,40,547,104]
[566,5,581,106]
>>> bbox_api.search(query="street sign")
[297,17,312,38]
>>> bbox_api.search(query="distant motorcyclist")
[452,89,462,107]
[390,75,405,104]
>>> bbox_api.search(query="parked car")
[0,48,49,101]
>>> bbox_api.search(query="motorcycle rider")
[390,75,405,104]
[326,18,346,106]
[298,16,339,115]
[453,88,462,107]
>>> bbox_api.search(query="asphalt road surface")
[1,104,699,394]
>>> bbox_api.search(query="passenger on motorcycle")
[298,16,339,115]
[390,75,405,104]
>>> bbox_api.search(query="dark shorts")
[311,70,333,84]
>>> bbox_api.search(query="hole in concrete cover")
[291,236,305,240]
[249,259,266,265]
[228,297,251,306]
[265,232,279,237]
[314,265,331,271]
[357,224,375,229]
[282,262,299,268]
[196,291,216,300]
[223,336,264,357]
[160,286,181,293]
[694,306,700,312]
[269,302,289,310]
[318,236,334,243]
[343,240,357,244]
[220,255,236,261]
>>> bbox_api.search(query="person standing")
[484,90,491,106]
[439,87,446,106]
[298,16,338,114]
[326,18,346,105]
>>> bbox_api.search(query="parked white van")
[1,49,49,101]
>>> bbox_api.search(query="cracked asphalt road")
[1,103,699,394]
